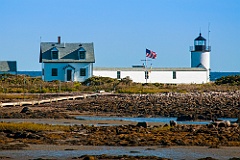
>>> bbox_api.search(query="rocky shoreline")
[1,92,239,120]
[0,92,240,159]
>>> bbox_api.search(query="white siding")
[191,51,210,82]
[94,69,208,84]
[191,51,210,69]
[43,62,93,82]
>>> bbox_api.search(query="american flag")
[146,48,157,59]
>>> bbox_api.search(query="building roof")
[195,33,206,41]
[39,42,95,63]
[0,61,17,72]
[94,67,207,71]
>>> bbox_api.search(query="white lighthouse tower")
[190,33,211,82]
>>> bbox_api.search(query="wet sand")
[0,118,165,126]
[0,145,240,160]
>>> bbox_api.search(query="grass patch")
[0,122,70,132]
[0,74,239,95]
[0,93,37,100]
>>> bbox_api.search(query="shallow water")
[76,116,238,125]
[1,146,240,160]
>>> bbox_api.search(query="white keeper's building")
[39,33,211,84]
[93,33,211,84]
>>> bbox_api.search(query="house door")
[67,70,72,81]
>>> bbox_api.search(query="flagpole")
[145,49,148,83]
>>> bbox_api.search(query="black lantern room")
[194,33,207,51]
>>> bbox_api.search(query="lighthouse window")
[195,40,205,45]
[173,71,177,79]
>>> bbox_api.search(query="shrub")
[215,75,240,85]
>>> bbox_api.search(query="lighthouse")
[190,33,211,82]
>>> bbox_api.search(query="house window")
[51,47,59,59]
[173,71,177,79]
[79,51,85,59]
[52,51,58,59]
[117,71,121,79]
[52,68,58,76]
[80,68,86,76]
[79,47,86,59]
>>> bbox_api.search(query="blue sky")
[0,0,239,71]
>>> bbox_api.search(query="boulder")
[136,122,148,128]
[177,115,194,121]
[83,155,97,160]
[225,120,231,127]
[20,107,32,113]
[169,120,177,127]
[231,123,239,128]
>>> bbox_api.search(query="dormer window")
[51,47,59,59]
[78,48,86,59]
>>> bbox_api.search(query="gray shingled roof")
[39,42,95,63]
[0,61,17,72]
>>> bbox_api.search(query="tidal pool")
[76,116,238,125]
[1,145,240,160]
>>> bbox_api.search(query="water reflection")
[0,146,238,160]
[76,116,238,125]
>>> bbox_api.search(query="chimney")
[58,36,61,44]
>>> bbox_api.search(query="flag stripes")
[146,48,157,59]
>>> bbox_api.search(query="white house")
[39,37,95,82]
[0,61,17,75]
[93,33,211,84]
[94,67,208,84]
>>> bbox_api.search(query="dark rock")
[14,131,29,138]
[83,155,97,160]
[177,115,194,121]
[217,121,231,128]
[20,107,32,113]
[163,124,169,127]
[231,123,239,128]
[136,122,148,128]
[169,120,177,127]
[197,157,218,160]
[207,123,215,129]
